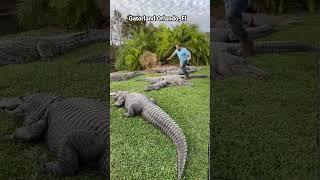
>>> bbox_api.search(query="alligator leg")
[4,108,24,116]
[144,81,167,91]
[212,44,268,79]
[0,98,17,109]
[124,103,142,117]
[2,119,47,142]
[37,41,55,62]
[44,130,102,176]
[114,97,125,107]
[150,98,157,105]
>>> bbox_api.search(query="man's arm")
[187,50,191,61]
[167,49,177,60]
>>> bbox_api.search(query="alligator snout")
[110,92,119,100]
[0,98,21,111]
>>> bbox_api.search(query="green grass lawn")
[211,13,320,178]
[111,67,209,179]
[0,39,107,179]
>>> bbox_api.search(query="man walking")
[224,0,255,56]
[167,43,192,79]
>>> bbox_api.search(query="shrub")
[250,0,318,14]
[139,51,158,69]
[116,29,154,71]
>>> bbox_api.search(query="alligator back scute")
[47,97,107,152]
[0,93,109,176]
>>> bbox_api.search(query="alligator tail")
[255,41,320,53]
[247,24,275,39]
[142,103,187,180]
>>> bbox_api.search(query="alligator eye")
[18,96,24,100]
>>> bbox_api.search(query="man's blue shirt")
[174,47,190,65]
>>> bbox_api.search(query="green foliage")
[251,0,283,14]
[49,0,101,29]
[171,24,210,66]
[306,0,316,12]
[250,0,318,14]
[16,0,103,30]
[210,0,215,7]
[154,25,174,63]
[116,29,154,71]
[116,24,209,71]
[122,19,147,39]
[16,0,50,30]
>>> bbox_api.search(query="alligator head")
[110,91,129,100]
[110,91,129,107]
[1,93,59,125]
[0,96,25,117]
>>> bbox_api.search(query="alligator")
[0,93,109,176]
[212,24,275,42]
[0,29,107,65]
[110,71,143,82]
[110,91,187,180]
[144,75,190,91]
[242,13,303,27]
[212,41,320,79]
[212,13,303,43]
[143,74,208,91]
[150,66,199,75]
[213,13,302,28]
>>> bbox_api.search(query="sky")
[110,0,210,32]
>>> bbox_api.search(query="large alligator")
[242,13,302,27]
[111,71,143,82]
[213,13,302,28]
[143,74,208,91]
[0,29,107,65]
[212,13,303,43]
[0,93,109,176]
[110,91,187,180]
[212,41,320,79]
[144,75,190,91]
[150,66,199,75]
[212,24,275,42]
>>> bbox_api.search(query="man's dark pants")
[224,0,249,41]
[181,64,189,78]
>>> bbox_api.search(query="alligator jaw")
[0,97,21,111]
